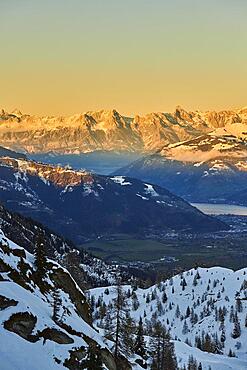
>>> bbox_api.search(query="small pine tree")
[132,293,140,311]
[161,330,177,370]
[180,278,187,291]
[34,233,48,284]
[232,313,241,339]
[236,298,243,313]
[84,344,103,370]
[185,306,191,318]
[134,317,146,358]
[182,320,189,335]
[162,291,167,303]
[52,287,62,322]
[175,304,181,318]
[187,355,197,370]
[104,310,115,340]
[121,312,135,356]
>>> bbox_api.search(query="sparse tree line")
[90,267,247,368]
[33,235,246,369]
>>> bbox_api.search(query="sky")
[0,0,246,116]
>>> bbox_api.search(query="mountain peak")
[0,106,246,154]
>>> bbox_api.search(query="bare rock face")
[51,267,91,324]
[0,157,93,187]
[0,107,246,154]
[38,328,74,344]
[4,312,37,342]
[0,295,18,310]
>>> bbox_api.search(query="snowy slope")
[0,229,128,370]
[90,266,247,369]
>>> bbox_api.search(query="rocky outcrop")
[38,328,74,344]
[51,267,91,324]
[0,295,18,310]
[0,157,93,187]
[4,312,37,342]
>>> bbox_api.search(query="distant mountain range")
[0,153,226,241]
[1,105,247,204]
[115,133,247,204]
[0,106,246,154]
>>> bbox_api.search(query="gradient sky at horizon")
[1,0,246,116]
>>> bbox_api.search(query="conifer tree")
[182,320,189,335]
[175,304,181,318]
[162,291,167,303]
[34,233,48,284]
[105,281,134,358]
[121,312,135,356]
[104,310,115,340]
[180,278,187,291]
[150,321,177,370]
[150,321,162,370]
[185,306,191,318]
[132,293,140,311]
[187,355,197,370]
[160,330,177,370]
[52,287,62,322]
[232,313,241,339]
[134,317,146,359]
[236,298,243,313]
[84,344,103,370]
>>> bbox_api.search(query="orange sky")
[1,0,246,116]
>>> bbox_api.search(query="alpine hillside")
[90,266,247,369]
[0,228,135,370]
[0,155,226,242]
[115,133,247,203]
[0,202,123,289]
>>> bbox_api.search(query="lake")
[191,203,247,216]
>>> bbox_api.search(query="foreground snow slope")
[0,229,124,370]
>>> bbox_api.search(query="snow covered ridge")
[0,156,93,187]
[0,106,246,154]
[90,266,247,370]
[115,134,247,204]
[0,154,227,239]
[159,134,247,164]
[0,229,133,370]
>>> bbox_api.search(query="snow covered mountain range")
[0,154,226,241]
[0,106,247,154]
[1,106,247,203]
[115,133,247,203]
